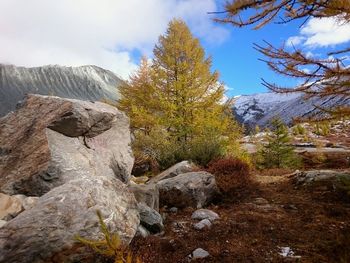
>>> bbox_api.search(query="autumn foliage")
[119,19,244,169]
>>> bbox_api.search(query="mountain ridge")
[0,64,123,117]
[232,91,350,129]
[1,64,349,128]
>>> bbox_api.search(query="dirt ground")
[131,173,350,263]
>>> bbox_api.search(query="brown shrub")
[207,158,251,200]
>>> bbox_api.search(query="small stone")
[169,207,178,213]
[283,204,298,210]
[192,248,209,259]
[193,219,212,230]
[136,225,150,238]
[191,209,219,222]
[253,197,269,205]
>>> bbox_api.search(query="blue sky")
[1,0,349,98]
[204,20,302,96]
[202,15,350,97]
[128,14,307,97]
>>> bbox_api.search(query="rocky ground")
[241,120,350,169]
[0,95,349,263]
[131,171,350,263]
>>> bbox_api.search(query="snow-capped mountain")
[0,64,123,117]
[233,92,350,129]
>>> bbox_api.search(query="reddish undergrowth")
[207,158,253,202]
[131,174,350,263]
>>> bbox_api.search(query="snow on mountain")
[1,64,348,128]
[0,64,123,117]
[232,92,350,129]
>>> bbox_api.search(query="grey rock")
[137,203,164,234]
[0,94,133,195]
[193,219,212,230]
[0,220,6,228]
[192,248,210,259]
[0,176,139,263]
[294,170,350,184]
[169,207,178,213]
[136,225,150,238]
[0,64,123,117]
[129,182,159,211]
[157,172,218,209]
[293,170,350,191]
[148,161,195,184]
[191,209,219,222]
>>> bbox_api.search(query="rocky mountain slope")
[0,64,123,117]
[233,92,350,129]
[2,64,348,131]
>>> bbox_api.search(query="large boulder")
[293,170,350,192]
[0,176,139,263]
[157,172,218,208]
[0,94,133,195]
[148,161,195,184]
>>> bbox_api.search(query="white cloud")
[286,36,305,47]
[302,17,350,47]
[0,0,229,79]
[286,16,350,49]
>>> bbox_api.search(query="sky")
[0,0,349,97]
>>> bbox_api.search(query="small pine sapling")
[257,118,302,169]
[75,210,141,263]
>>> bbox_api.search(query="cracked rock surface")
[0,177,139,263]
[0,94,134,195]
[0,94,138,263]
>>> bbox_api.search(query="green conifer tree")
[257,118,301,169]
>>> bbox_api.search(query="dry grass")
[255,168,294,177]
[131,174,350,263]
